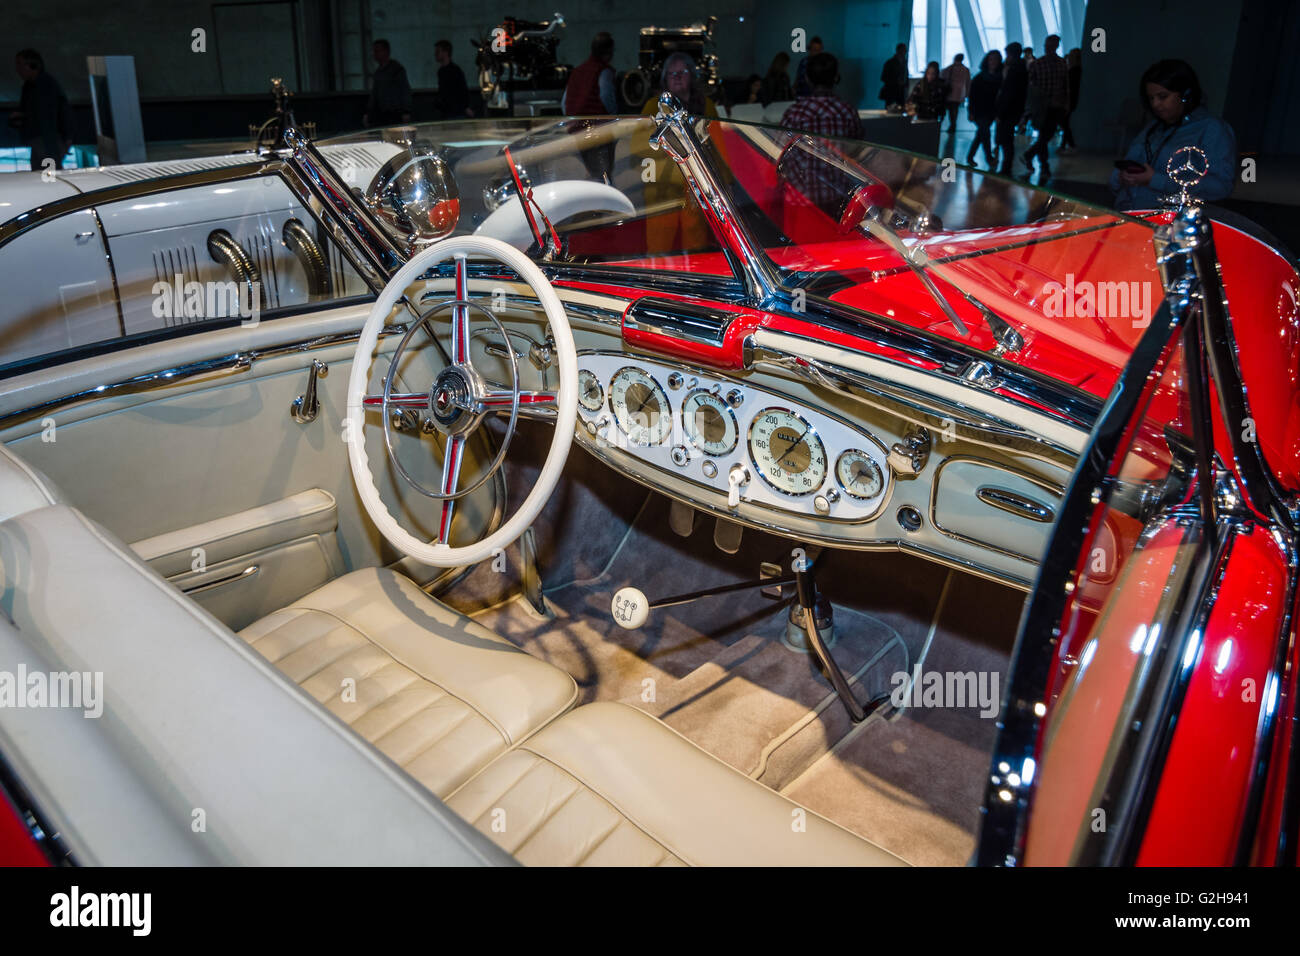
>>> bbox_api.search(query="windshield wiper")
[859,213,969,337]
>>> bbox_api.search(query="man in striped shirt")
[1022,34,1069,180]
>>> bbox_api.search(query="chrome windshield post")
[649,92,782,307]
[280,126,406,289]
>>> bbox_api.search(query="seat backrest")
[0,493,513,865]
[0,441,64,522]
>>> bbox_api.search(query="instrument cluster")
[574,352,893,522]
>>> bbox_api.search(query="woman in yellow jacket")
[637,53,719,256]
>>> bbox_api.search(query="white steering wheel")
[345,234,577,566]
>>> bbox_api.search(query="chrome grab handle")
[290,359,328,423]
[976,486,1054,523]
[182,564,260,595]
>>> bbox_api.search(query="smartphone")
[1114,159,1146,173]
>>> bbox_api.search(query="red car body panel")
[1137,524,1289,864]
[0,794,48,866]
[1024,519,1187,866]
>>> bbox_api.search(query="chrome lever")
[290,359,328,423]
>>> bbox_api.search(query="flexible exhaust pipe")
[206,229,266,310]
[282,218,333,300]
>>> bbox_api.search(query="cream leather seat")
[239,567,578,799]
[447,701,906,866]
[241,572,906,866]
[0,445,902,865]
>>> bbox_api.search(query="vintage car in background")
[0,95,1296,866]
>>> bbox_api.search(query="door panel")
[1,322,503,599]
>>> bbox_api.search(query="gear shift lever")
[610,549,889,723]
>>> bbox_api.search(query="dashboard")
[575,351,895,524]
[467,298,1083,590]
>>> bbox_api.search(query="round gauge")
[836,449,886,500]
[748,407,827,496]
[578,369,604,412]
[682,389,738,456]
[608,367,672,445]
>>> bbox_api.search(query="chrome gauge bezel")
[746,406,828,498]
[680,388,739,457]
[835,448,886,500]
[607,365,672,446]
[577,369,604,412]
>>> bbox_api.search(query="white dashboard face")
[575,351,893,523]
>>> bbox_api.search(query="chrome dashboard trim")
[623,297,733,347]
[975,487,1055,523]
[747,337,1080,469]
[577,349,894,526]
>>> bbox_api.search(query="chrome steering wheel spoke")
[481,388,557,420]
[437,433,466,544]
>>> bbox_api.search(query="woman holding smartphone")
[1109,59,1236,211]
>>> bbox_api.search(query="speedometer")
[748,407,827,496]
[608,367,672,445]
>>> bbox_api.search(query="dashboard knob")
[726,388,744,408]
[611,587,650,629]
[667,372,684,390]
[727,464,751,508]
[670,444,690,467]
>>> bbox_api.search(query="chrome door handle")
[976,486,1054,523]
[290,359,328,423]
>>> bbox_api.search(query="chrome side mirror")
[364,147,460,254]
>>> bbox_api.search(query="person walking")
[1021,34,1068,180]
[433,40,472,119]
[879,43,909,110]
[966,50,1001,168]
[12,48,73,170]
[995,42,1027,175]
[562,32,616,116]
[941,53,970,133]
[362,40,412,127]
[1060,48,1082,150]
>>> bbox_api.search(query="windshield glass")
[323,115,1164,392]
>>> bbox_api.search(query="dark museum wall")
[5,0,1300,156]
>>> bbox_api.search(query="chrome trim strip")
[281,128,404,289]
[181,564,260,594]
[975,486,1055,523]
[650,92,781,304]
[0,161,275,249]
[749,337,1081,468]
[87,205,126,338]
[0,325,407,429]
[623,297,733,347]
